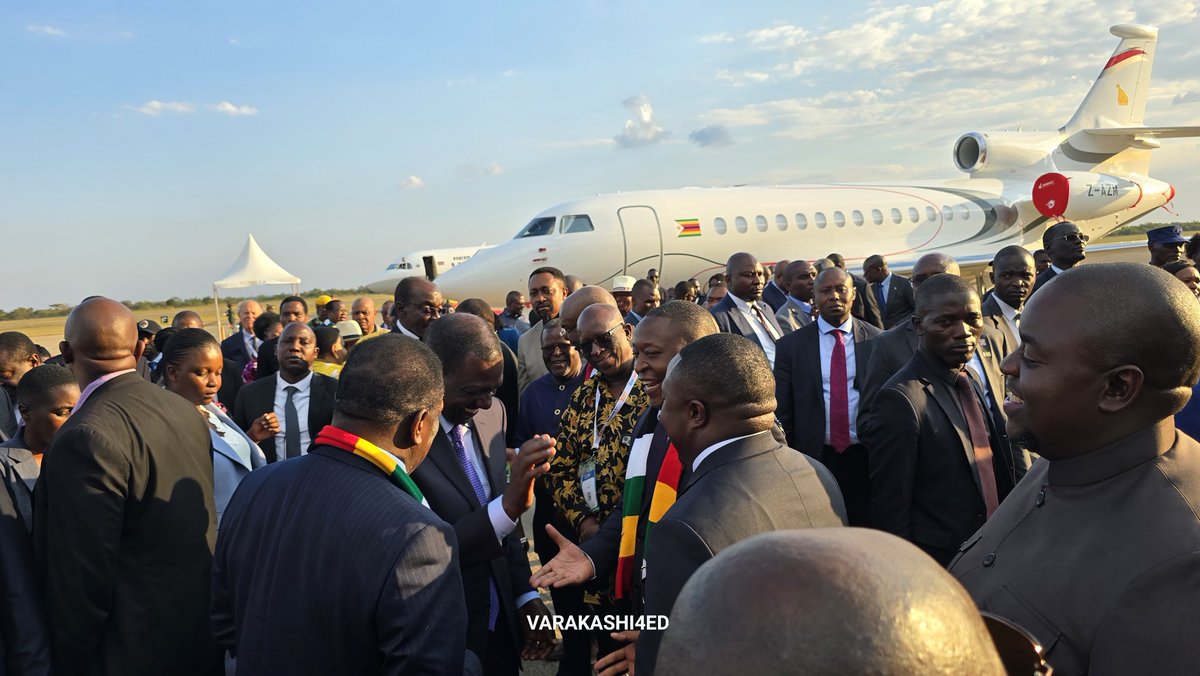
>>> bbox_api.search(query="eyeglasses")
[578,324,623,355]
[408,303,444,318]
[1053,232,1089,244]
[541,344,573,356]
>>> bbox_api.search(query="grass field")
[1,293,395,356]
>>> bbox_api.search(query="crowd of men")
[2,222,1200,675]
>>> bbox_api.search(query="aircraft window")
[833,211,846,228]
[775,214,788,231]
[735,216,748,234]
[561,214,595,234]
[387,263,398,271]
[714,217,727,234]
[852,210,865,226]
[942,206,954,221]
[516,216,556,238]
[908,207,920,223]
[957,205,971,220]
[926,206,937,221]
[890,208,902,224]
[871,209,883,225]
[401,263,413,270]
[815,212,827,229]
[755,215,768,232]
[795,213,808,230]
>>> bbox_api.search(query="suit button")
[1036,490,1046,507]
[554,409,561,416]
[983,553,996,567]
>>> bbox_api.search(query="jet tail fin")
[1064,24,1158,133]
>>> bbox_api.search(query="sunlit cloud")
[614,95,670,149]
[398,175,425,190]
[128,100,196,116]
[27,24,66,37]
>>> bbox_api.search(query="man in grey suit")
[517,267,567,394]
[774,260,817,334]
[709,253,785,368]
[863,254,916,329]
[35,298,221,675]
[951,264,1200,674]
[775,267,882,526]
[981,245,1034,349]
[213,335,476,675]
[635,333,847,674]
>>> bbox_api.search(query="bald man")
[657,530,1005,676]
[33,298,221,674]
[951,263,1200,674]
[709,253,785,368]
[638,334,846,674]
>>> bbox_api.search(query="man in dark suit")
[761,259,790,313]
[632,333,846,674]
[1,474,50,676]
[863,254,916,329]
[775,267,882,526]
[0,332,45,440]
[710,252,785,368]
[213,335,476,675]
[219,300,262,372]
[624,279,661,327]
[774,260,817,334]
[255,295,310,378]
[414,314,556,675]
[951,264,1200,674]
[981,246,1034,350]
[866,276,1028,566]
[1031,221,1087,293]
[826,253,884,329]
[34,298,220,675]
[233,322,336,463]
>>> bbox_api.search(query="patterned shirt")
[551,371,649,531]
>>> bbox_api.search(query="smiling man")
[950,263,1200,675]
[866,274,1028,565]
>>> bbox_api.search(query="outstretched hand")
[528,525,594,589]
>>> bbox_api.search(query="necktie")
[954,373,1000,517]
[448,424,500,631]
[828,330,851,452]
[284,386,301,458]
[873,282,886,311]
[751,304,780,342]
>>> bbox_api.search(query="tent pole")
[213,287,225,341]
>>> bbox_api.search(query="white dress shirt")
[817,316,861,445]
[965,355,995,410]
[438,418,539,608]
[273,372,313,457]
[242,328,260,360]
[692,430,771,471]
[875,273,893,305]
[993,296,1021,344]
[728,293,778,368]
[396,324,420,340]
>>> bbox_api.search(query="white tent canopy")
[212,235,301,339]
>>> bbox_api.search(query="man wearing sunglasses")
[548,303,650,661]
[1031,221,1088,294]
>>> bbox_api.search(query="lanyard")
[593,372,638,450]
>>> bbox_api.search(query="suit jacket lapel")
[728,307,759,344]
[683,432,779,493]
[805,327,825,419]
[851,322,872,390]
[307,375,325,435]
[468,417,505,497]
[915,357,983,498]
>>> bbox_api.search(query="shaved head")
[62,297,140,384]
[657,529,1004,676]
[560,285,618,335]
[911,252,960,287]
[171,310,204,330]
[577,302,624,330]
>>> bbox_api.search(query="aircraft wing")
[1084,126,1200,139]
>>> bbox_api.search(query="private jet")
[434,24,1199,307]
[365,245,491,294]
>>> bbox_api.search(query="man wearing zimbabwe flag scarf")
[533,301,719,672]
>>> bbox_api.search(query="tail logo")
[1117,84,1129,106]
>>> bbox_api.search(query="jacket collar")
[1047,421,1176,486]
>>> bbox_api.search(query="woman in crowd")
[161,328,266,526]
[1164,259,1200,299]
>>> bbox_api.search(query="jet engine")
[952,132,1055,175]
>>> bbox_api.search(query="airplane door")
[617,206,663,276]
[423,256,437,280]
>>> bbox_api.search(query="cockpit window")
[561,214,594,234]
[516,217,556,238]
[387,262,415,271]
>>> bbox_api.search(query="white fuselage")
[366,246,488,294]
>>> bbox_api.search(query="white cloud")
[502,69,518,77]
[699,32,734,44]
[398,175,425,190]
[1174,91,1200,105]
[27,24,66,37]
[128,100,196,116]
[715,69,770,86]
[456,163,505,177]
[211,101,259,116]
[689,125,735,148]
[228,38,240,46]
[613,95,670,149]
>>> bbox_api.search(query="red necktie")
[829,329,851,452]
[954,372,1000,517]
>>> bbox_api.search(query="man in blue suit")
[709,252,785,368]
[212,334,476,675]
[220,300,262,372]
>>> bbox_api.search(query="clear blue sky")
[3,0,1198,309]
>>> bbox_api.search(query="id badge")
[579,459,599,513]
